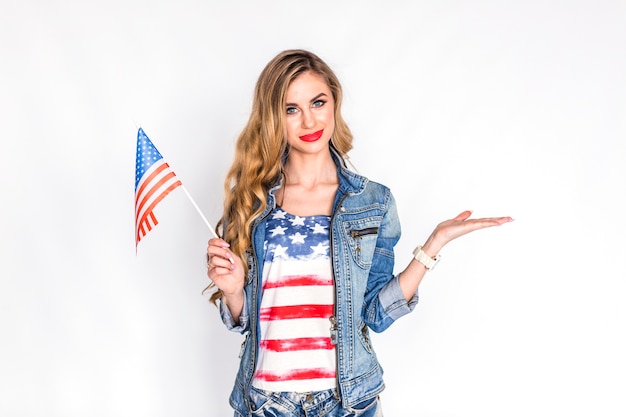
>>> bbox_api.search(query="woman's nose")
[301,109,315,128]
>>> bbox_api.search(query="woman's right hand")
[206,238,245,298]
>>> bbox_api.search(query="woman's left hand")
[398,210,513,300]
[424,210,513,255]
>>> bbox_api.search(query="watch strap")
[413,246,440,270]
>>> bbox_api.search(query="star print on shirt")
[272,244,289,259]
[290,216,306,226]
[310,242,330,257]
[272,210,287,220]
[289,232,307,244]
[263,208,331,261]
[270,225,288,236]
[311,223,328,234]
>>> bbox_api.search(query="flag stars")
[263,209,331,262]
[272,244,289,259]
[290,216,305,226]
[272,210,287,220]
[311,223,328,234]
[270,225,288,237]
[310,242,329,257]
[289,232,307,244]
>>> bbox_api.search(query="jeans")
[234,386,383,417]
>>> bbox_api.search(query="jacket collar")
[330,145,368,197]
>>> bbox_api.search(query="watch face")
[429,256,440,271]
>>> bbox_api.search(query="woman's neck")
[277,150,338,216]
[282,150,337,189]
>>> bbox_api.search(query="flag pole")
[180,185,218,238]
[181,185,234,264]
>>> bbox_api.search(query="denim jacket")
[218,150,419,414]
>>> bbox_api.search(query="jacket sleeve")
[214,217,251,334]
[363,191,419,333]
[217,295,250,334]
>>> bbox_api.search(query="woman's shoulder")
[362,177,394,203]
[340,171,394,209]
[363,176,390,191]
[347,168,392,195]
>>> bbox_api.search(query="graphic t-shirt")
[251,207,337,392]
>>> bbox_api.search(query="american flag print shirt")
[251,207,337,392]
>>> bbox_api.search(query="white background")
[1,1,625,416]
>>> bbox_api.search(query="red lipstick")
[299,129,323,142]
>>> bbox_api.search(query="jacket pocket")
[344,223,379,268]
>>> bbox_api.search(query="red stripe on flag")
[135,180,182,244]
[137,212,159,243]
[254,368,336,382]
[262,275,333,290]
[259,304,333,321]
[135,169,178,221]
[260,337,334,352]
[135,163,169,206]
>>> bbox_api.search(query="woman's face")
[284,71,335,156]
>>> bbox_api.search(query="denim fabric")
[220,148,418,415]
[233,386,383,417]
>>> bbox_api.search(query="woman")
[206,49,512,417]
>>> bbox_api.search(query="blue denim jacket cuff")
[218,296,249,333]
[379,275,419,321]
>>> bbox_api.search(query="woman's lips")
[299,129,323,142]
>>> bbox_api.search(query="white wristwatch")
[412,246,441,270]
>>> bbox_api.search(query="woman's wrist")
[222,289,244,303]
[420,234,444,258]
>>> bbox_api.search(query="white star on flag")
[289,232,307,244]
[272,210,287,219]
[310,242,329,257]
[311,223,328,234]
[290,216,306,226]
[270,225,288,236]
[272,244,289,258]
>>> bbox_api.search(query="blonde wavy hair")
[207,49,353,304]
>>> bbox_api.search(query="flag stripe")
[254,368,336,382]
[137,211,159,243]
[259,286,334,309]
[259,304,333,321]
[135,169,178,222]
[135,163,176,216]
[135,162,170,205]
[260,337,333,352]
[262,275,333,290]
[135,180,182,243]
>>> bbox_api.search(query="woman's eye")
[312,100,326,108]
[286,107,298,114]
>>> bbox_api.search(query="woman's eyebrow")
[285,93,328,107]
[309,92,328,102]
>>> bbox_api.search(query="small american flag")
[135,128,182,246]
